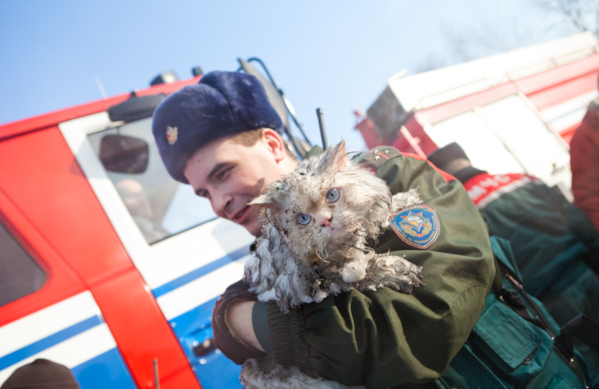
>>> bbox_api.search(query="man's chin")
[240,205,262,236]
[244,222,262,237]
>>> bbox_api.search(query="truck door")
[60,111,253,389]
[0,182,135,388]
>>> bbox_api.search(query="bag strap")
[491,257,503,296]
[555,315,599,360]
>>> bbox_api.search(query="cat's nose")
[321,214,332,227]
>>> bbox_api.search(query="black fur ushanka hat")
[152,71,284,183]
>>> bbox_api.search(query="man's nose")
[213,194,232,218]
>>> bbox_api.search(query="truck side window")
[0,221,46,307]
[87,118,217,245]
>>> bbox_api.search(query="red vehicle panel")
[0,79,206,389]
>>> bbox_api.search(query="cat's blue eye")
[326,188,340,202]
[297,214,312,225]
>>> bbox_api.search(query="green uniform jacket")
[252,148,496,388]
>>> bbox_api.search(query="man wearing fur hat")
[428,142,599,373]
[152,71,598,388]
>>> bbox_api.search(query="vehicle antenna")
[316,108,328,150]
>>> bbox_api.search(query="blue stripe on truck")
[0,315,102,371]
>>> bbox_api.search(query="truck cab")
[0,74,254,389]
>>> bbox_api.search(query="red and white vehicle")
[0,71,260,388]
[355,32,599,198]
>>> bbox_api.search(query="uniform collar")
[454,166,486,184]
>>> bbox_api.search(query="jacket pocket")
[471,298,555,383]
[546,373,581,389]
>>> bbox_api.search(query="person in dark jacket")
[571,96,599,232]
[428,142,599,372]
[1,359,79,389]
[152,71,598,388]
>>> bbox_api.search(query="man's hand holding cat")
[212,280,266,364]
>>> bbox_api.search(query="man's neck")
[442,158,472,176]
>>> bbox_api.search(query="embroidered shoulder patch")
[389,203,440,249]
[352,146,401,173]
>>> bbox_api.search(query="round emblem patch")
[389,203,440,249]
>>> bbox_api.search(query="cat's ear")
[248,194,272,206]
[249,194,282,214]
[333,139,349,169]
[321,139,349,171]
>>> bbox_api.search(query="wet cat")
[240,140,423,389]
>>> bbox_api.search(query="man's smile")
[232,205,251,224]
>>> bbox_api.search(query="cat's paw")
[369,254,424,294]
[340,260,368,283]
[391,189,422,211]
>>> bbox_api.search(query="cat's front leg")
[363,253,423,293]
[339,249,370,283]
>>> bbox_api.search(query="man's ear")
[261,128,286,163]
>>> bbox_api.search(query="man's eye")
[197,190,209,199]
[217,167,231,180]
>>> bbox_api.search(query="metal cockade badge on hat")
[166,126,178,145]
[389,203,440,249]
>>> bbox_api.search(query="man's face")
[184,132,295,236]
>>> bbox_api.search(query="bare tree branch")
[534,0,599,36]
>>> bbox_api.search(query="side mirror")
[108,93,166,123]
[99,134,149,174]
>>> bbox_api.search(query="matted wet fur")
[241,140,423,389]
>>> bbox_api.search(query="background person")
[428,142,599,372]
[570,95,599,233]
[1,359,79,389]
[115,178,170,244]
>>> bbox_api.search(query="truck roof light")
[150,71,179,86]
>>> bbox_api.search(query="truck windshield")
[87,118,217,244]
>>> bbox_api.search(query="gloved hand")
[211,279,268,364]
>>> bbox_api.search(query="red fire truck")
[355,32,599,198]
[0,60,301,389]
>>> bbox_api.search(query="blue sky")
[0,0,578,150]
